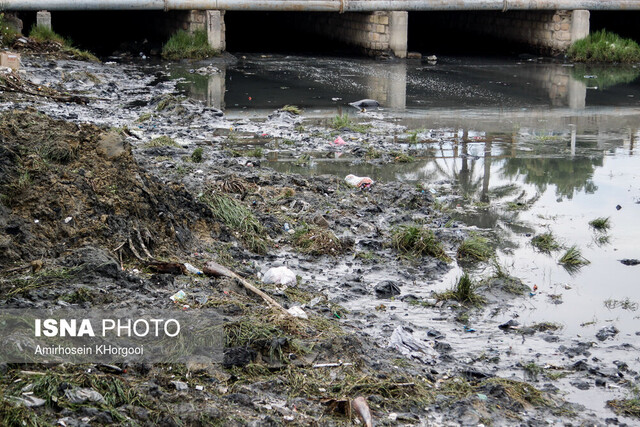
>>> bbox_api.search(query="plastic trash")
[333,136,346,145]
[287,306,308,319]
[388,326,437,363]
[345,174,374,190]
[262,266,296,286]
[170,290,186,303]
[464,326,476,333]
[184,263,203,275]
[64,388,105,404]
[348,99,380,111]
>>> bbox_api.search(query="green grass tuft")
[28,25,99,61]
[162,29,218,60]
[437,273,484,305]
[292,223,347,256]
[144,136,180,148]
[281,105,302,115]
[531,232,561,253]
[559,245,590,271]
[330,114,370,133]
[391,225,450,262]
[29,24,66,44]
[457,234,493,262]
[191,147,204,163]
[589,216,611,231]
[568,30,640,63]
[202,193,267,254]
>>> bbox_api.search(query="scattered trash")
[533,284,538,291]
[499,319,519,331]
[195,385,204,391]
[9,395,46,407]
[331,97,342,101]
[333,136,346,145]
[195,295,208,305]
[63,216,73,224]
[64,388,105,404]
[426,55,438,61]
[620,259,640,266]
[170,290,186,303]
[583,75,598,79]
[352,396,373,427]
[616,204,622,210]
[388,326,437,362]
[464,326,476,333]
[262,266,297,286]
[287,306,308,319]
[348,99,379,111]
[184,262,203,275]
[345,174,374,190]
[171,380,189,391]
[0,52,20,71]
[477,393,488,401]
[96,364,124,374]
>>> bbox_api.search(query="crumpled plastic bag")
[262,266,296,286]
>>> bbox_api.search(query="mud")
[0,51,639,426]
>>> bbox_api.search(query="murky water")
[170,54,640,414]
[169,54,640,338]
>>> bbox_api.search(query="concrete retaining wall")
[296,11,407,58]
[434,10,589,54]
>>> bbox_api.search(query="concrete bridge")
[5,0,640,57]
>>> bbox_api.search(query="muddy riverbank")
[1,50,639,426]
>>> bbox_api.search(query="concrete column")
[389,11,408,59]
[36,10,51,30]
[571,10,590,42]
[206,10,226,52]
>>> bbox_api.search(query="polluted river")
[1,46,640,426]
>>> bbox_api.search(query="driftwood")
[203,261,291,317]
[0,70,89,104]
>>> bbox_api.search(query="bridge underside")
[8,9,640,58]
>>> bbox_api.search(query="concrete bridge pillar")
[36,10,51,30]
[206,11,226,52]
[571,10,589,43]
[389,11,408,58]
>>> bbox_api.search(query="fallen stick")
[203,261,292,317]
[312,362,354,368]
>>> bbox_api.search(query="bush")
[568,30,640,63]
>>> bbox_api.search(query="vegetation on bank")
[29,25,99,61]
[457,233,493,262]
[437,273,485,305]
[0,13,19,46]
[391,224,451,262]
[162,30,217,60]
[568,30,640,63]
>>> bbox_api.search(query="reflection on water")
[268,125,640,339]
[171,55,640,112]
[170,54,640,338]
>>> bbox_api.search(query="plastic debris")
[287,306,308,319]
[388,326,437,362]
[333,136,346,145]
[345,174,374,190]
[195,295,208,305]
[262,266,297,286]
[348,99,380,111]
[184,262,203,275]
[464,326,476,333]
[171,381,188,391]
[170,290,186,303]
[64,388,105,404]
